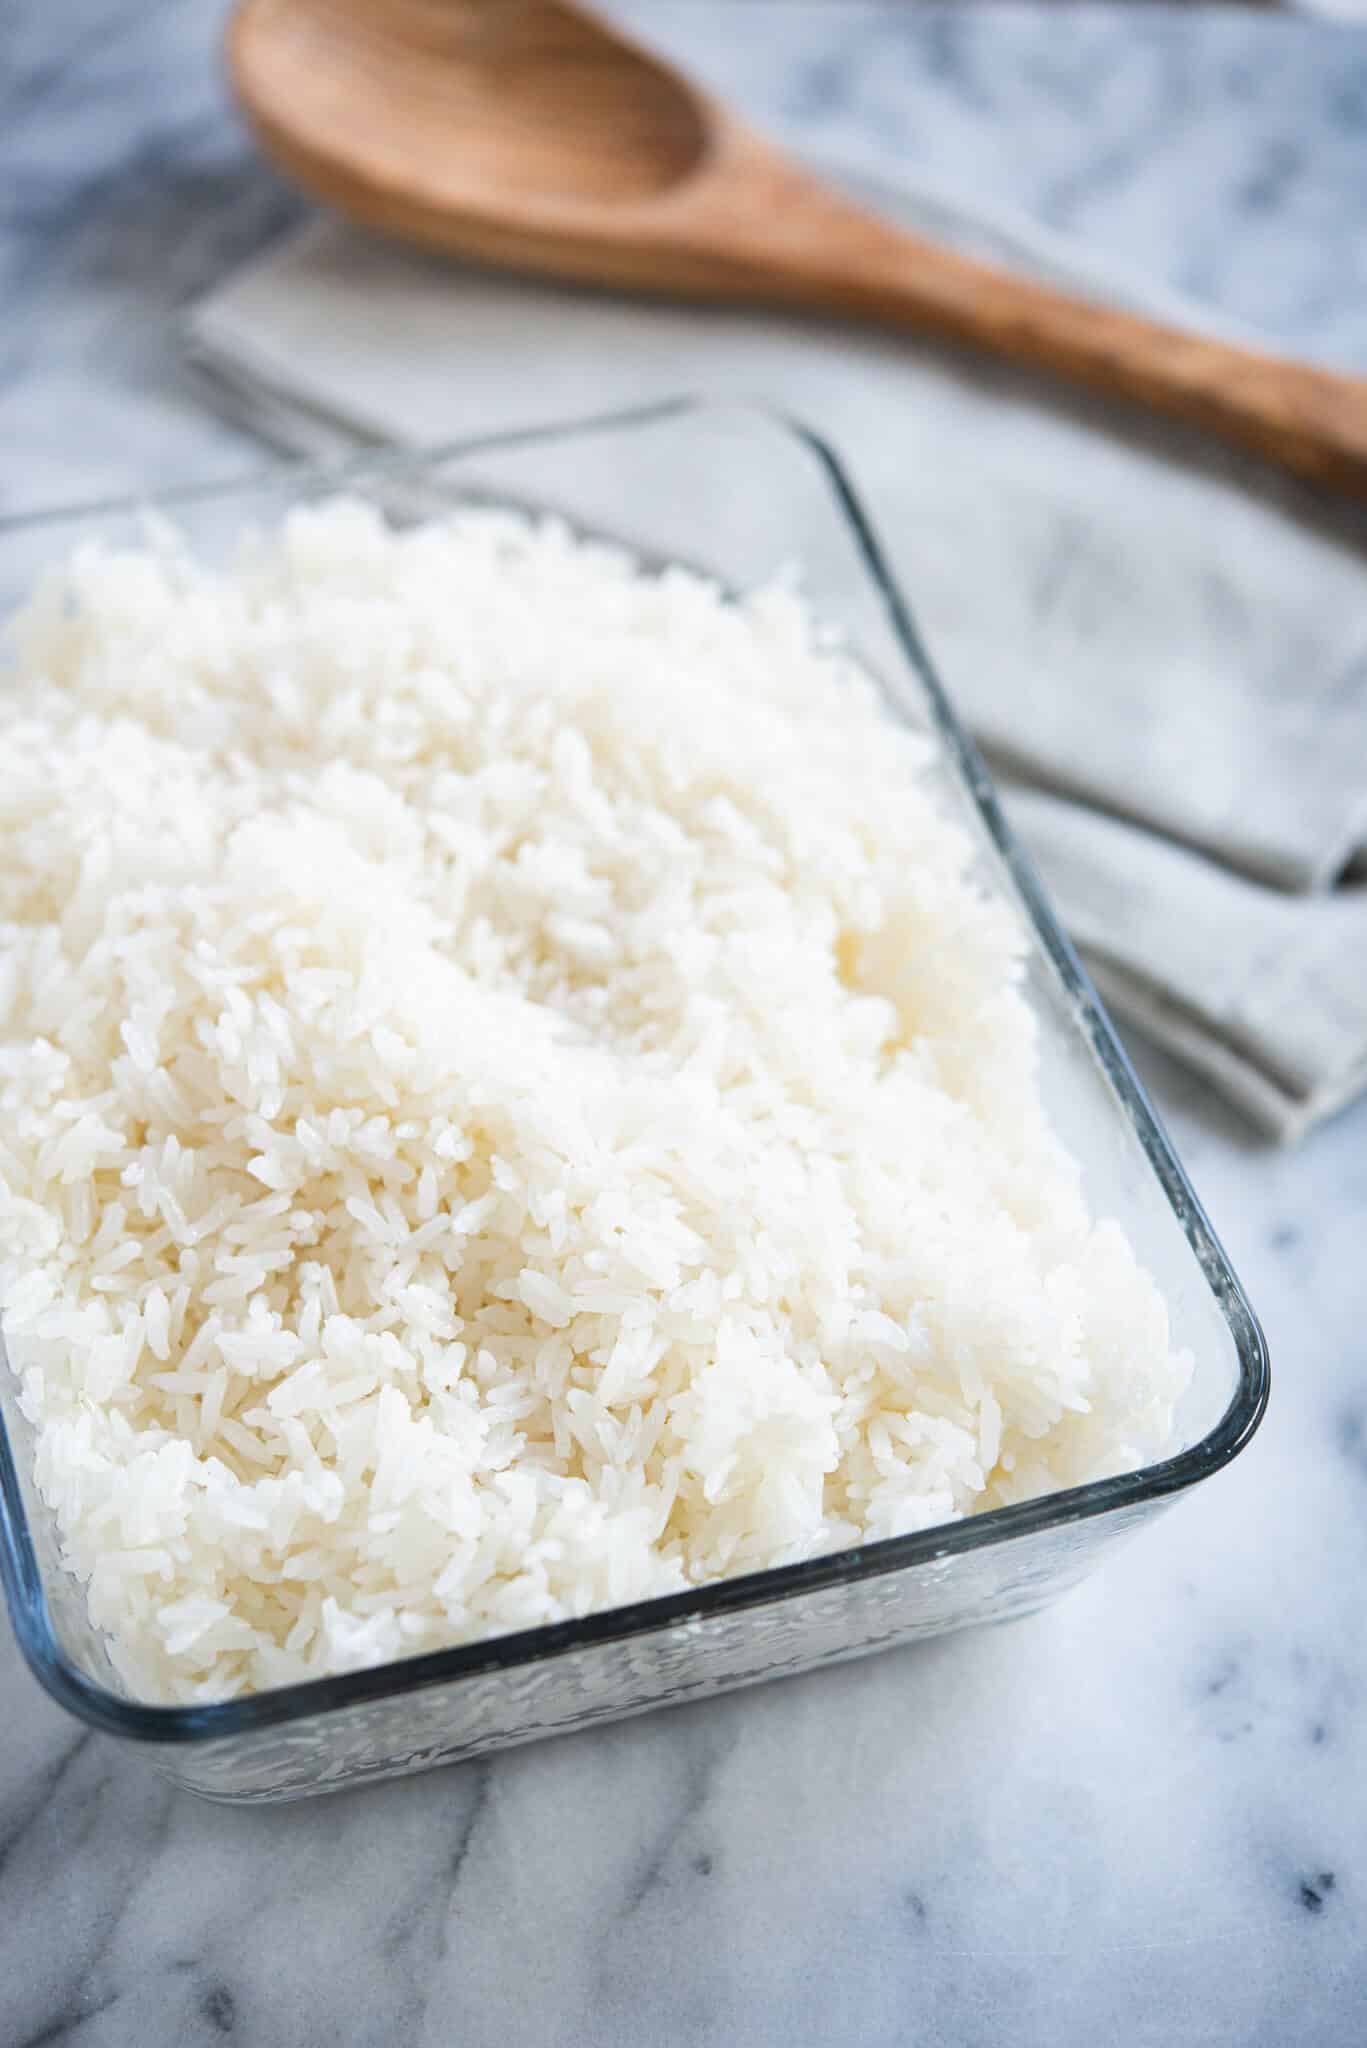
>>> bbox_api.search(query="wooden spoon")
[228,0,1367,497]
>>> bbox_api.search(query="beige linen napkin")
[183,159,1367,1140]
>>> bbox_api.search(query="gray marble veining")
[2,4,1366,2044]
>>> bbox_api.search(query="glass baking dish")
[0,400,1267,1802]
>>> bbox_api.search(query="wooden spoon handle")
[832,239,1366,495]
[701,158,1367,497]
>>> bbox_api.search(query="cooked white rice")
[0,499,1187,1703]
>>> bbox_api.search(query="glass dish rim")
[0,396,1269,1746]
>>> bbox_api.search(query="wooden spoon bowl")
[230,0,1367,497]
[236,0,708,208]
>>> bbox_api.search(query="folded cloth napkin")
[183,157,1367,1140]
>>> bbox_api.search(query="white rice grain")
[0,501,1189,1704]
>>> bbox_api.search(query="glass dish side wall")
[0,402,1267,1802]
[160,1501,1161,1803]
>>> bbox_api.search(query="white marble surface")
[2,4,1366,2043]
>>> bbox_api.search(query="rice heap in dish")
[0,500,1188,1702]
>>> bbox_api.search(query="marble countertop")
[3,4,1366,2043]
